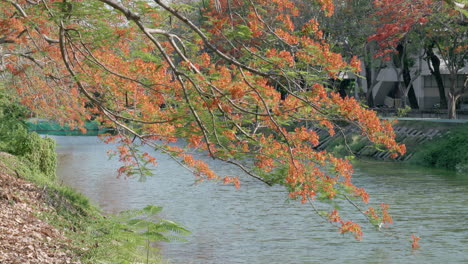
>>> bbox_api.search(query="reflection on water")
[53,136,468,264]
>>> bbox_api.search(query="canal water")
[53,136,468,264]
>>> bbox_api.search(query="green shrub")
[0,91,29,153]
[0,91,56,179]
[410,123,468,172]
[326,134,369,158]
[18,132,57,180]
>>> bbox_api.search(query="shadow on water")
[353,159,468,186]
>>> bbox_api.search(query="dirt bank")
[0,153,81,264]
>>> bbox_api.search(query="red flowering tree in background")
[0,0,406,240]
[367,0,435,110]
[423,3,467,119]
[368,0,467,118]
[316,0,383,107]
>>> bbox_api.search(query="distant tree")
[367,0,434,109]
[319,0,381,106]
[368,0,467,118]
[424,4,467,118]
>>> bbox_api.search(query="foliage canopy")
[0,0,408,240]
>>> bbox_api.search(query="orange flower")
[327,209,341,223]
[411,234,421,249]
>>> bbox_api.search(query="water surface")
[53,136,468,264]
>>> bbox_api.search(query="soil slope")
[0,154,80,264]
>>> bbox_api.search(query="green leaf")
[143,205,163,216]
[126,218,149,228]
[142,231,170,242]
[157,220,190,234]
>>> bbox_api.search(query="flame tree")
[368,0,467,118]
[0,0,406,240]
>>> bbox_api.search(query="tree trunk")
[426,45,447,109]
[396,43,419,109]
[365,63,374,107]
[447,73,461,119]
[401,57,419,109]
[355,77,361,100]
[364,45,376,108]
[448,92,457,119]
[338,79,350,99]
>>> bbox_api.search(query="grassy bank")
[409,123,468,173]
[0,151,180,263]
[0,92,187,263]
[324,119,467,173]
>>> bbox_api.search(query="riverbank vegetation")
[0,152,184,263]
[0,91,57,181]
[324,119,468,173]
[0,94,187,263]
[410,123,468,173]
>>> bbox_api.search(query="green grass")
[323,120,467,173]
[409,123,468,173]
